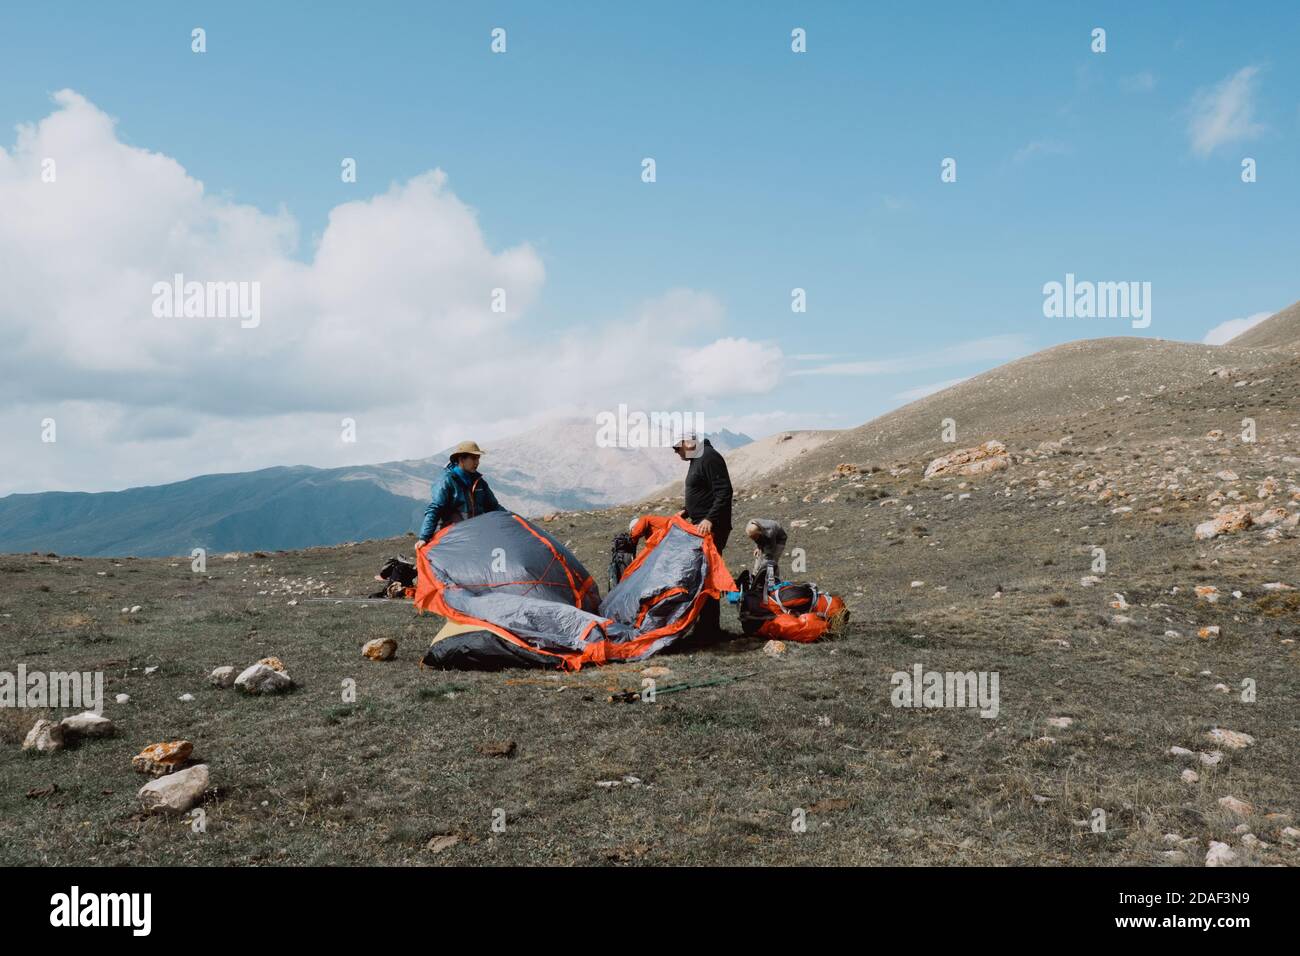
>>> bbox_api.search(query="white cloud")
[674,337,783,399]
[0,92,781,494]
[1188,66,1266,156]
[1120,71,1157,93]
[790,334,1033,377]
[1203,311,1272,345]
[1012,140,1070,164]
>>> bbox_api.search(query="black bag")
[608,533,636,591]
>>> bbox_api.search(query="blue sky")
[1,2,1298,492]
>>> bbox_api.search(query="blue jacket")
[419,463,506,540]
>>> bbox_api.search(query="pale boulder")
[923,440,1009,480]
[22,719,65,754]
[235,663,293,694]
[138,764,209,814]
[59,711,114,739]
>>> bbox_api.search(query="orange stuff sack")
[738,578,848,643]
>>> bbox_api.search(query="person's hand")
[697,518,713,536]
[415,539,427,551]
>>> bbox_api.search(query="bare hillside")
[1227,299,1300,351]
[741,336,1283,488]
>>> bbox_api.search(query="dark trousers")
[694,525,731,637]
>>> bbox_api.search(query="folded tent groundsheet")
[414,510,735,670]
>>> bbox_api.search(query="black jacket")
[683,440,733,529]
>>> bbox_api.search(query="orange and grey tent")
[414,510,734,670]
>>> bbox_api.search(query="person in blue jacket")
[416,440,506,548]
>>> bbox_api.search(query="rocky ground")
[2,341,1298,865]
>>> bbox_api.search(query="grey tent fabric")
[415,511,734,670]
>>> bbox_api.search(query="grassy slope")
[2,334,1299,865]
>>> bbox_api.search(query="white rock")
[209,666,237,688]
[137,764,209,814]
[1205,728,1254,750]
[1169,746,1195,758]
[178,693,195,702]
[1205,841,1238,867]
[1199,751,1224,767]
[235,663,293,694]
[130,605,142,613]
[144,666,158,676]
[59,711,114,739]
[1181,769,1199,784]
[1218,795,1253,817]
[22,719,65,753]
[115,693,130,704]
[1046,716,1074,729]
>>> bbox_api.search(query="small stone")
[1280,827,1300,844]
[1046,716,1074,729]
[1169,746,1195,758]
[1218,795,1253,817]
[763,639,787,658]
[426,834,459,854]
[1181,769,1199,784]
[209,666,237,688]
[130,605,142,613]
[1198,626,1220,639]
[115,693,130,704]
[362,637,397,661]
[22,719,65,754]
[144,666,158,675]
[137,764,209,814]
[132,740,193,776]
[1199,751,1224,767]
[178,693,195,702]
[235,663,293,694]
[1205,728,1254,750]
[59,712,114,739]
[1205,841,1238,867]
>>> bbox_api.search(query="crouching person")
[416,441,506,550]
[745,518,788,586]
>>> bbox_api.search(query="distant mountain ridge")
[0,421,752,557]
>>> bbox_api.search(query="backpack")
[608,532,636,591]
[735,569,848,643]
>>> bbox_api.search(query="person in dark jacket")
[673,435,733,639]
[416,440,506,548]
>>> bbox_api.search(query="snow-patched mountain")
[0,420,751,556]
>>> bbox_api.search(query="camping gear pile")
[733,568,849,643]
[369,556,418,599]
[414,511,735,670]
